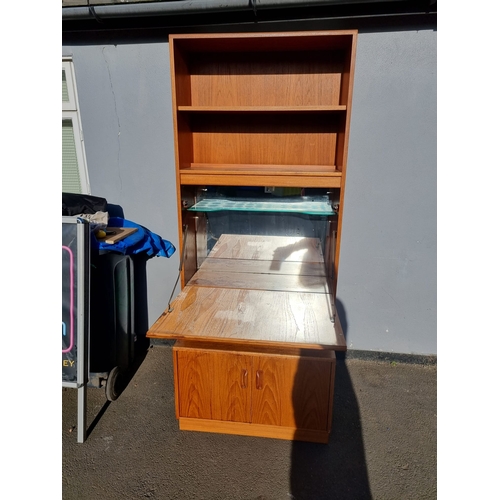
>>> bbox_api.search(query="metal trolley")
[62,217,137,442]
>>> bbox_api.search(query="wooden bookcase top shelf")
[170,31,356,50]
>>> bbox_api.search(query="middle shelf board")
[178,105,347,113]
[187,197,336,216]
[179,166,343,188]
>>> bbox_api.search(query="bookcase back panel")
[188,113,338,167]
[186,52,345,108]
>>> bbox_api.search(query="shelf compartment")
[178,112,341,169]
[175,49,348,108]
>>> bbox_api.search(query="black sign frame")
[62,216,90,442]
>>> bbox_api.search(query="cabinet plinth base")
[178,417,330,444]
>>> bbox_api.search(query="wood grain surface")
[174,344,334,431]
[188,51,344,108]
[97,227,137,244]
[179,170,343,189]
[175,348,252,422]
[149,285,344,348]
[252,355,332,430]
[177,418,330,443]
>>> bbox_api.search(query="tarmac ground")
[62,342,437,500]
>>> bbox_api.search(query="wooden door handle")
[256,370,263,390]
[241,369,248,389]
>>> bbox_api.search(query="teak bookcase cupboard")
[147,31,357,443]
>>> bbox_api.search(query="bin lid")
[62,192,107,216]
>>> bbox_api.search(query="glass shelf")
[188,196,336,216]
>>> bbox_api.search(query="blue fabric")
[92,217,176,258]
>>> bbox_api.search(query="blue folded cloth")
[92,217,176,259]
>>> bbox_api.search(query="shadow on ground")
[290,359,372,499]
[85,335,151,437]
[290,298,372,499]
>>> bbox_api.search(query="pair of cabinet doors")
[174,345,335,434]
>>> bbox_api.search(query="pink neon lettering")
[62,246,74,353]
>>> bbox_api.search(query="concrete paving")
[62,343,436,500]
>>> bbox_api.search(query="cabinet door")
[175,348,252,423]
[252,355,333,432]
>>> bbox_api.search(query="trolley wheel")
[105,367,124,402]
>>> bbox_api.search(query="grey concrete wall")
[62,42,181,323]
[62,28,436,355]
[337,30,436,355]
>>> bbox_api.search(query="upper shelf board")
[177,105,347,113]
